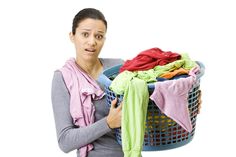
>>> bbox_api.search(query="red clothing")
[119,48,181,73]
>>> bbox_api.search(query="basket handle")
[98,64,123,87]
[195,61,205,80]
[98,73,112,87]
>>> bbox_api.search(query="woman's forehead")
[77,18,106,32]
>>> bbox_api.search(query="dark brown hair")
[72,8,107,35]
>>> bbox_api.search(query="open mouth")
[85,48,96,53]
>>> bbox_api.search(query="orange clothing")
[160,68,189,79]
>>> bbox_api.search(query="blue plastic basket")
[98,61,205,151]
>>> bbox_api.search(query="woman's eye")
[96,34,103,40]
[82,32,89,37]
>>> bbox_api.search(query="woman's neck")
[75,58,103,79]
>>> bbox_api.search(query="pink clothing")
[150,66,200,132]
[59,58,105,157]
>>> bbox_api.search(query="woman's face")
[70,18,106,62]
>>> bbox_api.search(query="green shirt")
[110,71,149,157]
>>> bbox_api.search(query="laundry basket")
[98,61,205,151]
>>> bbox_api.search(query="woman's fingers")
[110,98,117,109]
[198,90,202,114]
[117,102,122,111]
[107,98,122,129]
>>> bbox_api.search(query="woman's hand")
[106,98,122,129]
[198,90,202,114]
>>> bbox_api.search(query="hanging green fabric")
[110,71,149,157]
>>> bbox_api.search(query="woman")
[51,8,124,157]
[51,8,203,157]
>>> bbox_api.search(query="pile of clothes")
[109,47,200,157]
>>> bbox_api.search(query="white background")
[0,0,235,157]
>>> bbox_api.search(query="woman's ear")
[69,32,74,43]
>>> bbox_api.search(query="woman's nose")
[87,36,97,46]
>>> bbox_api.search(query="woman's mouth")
[85,48,96,53]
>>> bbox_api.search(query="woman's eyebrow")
[79,28,105,33]
[97,30,105,34]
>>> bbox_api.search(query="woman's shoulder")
[100,58,124,70]
[53,70,63,78]
[52,70,66,86]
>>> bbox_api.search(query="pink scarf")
[59,58,105,157]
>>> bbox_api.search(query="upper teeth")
[87,49,94,52]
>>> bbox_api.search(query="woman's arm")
[51,71,111,153]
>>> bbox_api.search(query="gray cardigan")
[51,58,124,157]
